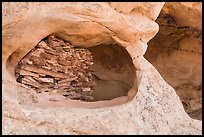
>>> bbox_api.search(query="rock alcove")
[14,34,136,103]
[2,2,202,135]
[145,12,202,120]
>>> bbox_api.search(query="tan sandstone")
[2,2,202,135]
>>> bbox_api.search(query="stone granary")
[2,2,202,135]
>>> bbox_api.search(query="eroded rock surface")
[2,2,202,135]
[161,2,202,30]
[145,2,202,120]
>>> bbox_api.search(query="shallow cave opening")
[88,43,136,101]
[14,34,136,103]
[144,14,202,120]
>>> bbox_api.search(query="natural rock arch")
[2,2,202,135]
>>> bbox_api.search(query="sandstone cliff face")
[161,2,202,30]
[145,2,202,120]
[2,2,202,135]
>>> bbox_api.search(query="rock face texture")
[2,2,202,135]
[145,2,202,120]
[161,2,202,30]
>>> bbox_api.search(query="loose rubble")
[15,35,96,101]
